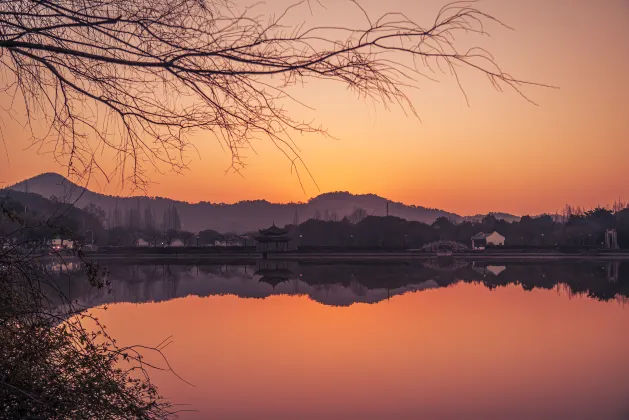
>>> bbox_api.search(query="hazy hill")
[7,173,518,233]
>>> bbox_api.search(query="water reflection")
[53,259,629,309]
[66,259,629,420]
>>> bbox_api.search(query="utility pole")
[24,180,28,213]
[386,201,389,217]
[293,208,300,226]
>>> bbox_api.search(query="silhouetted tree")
[0,209,173,419]
[198,229,223,246]
[144,205,155,231]
[0,0,540,186]
[162,206,182,231]
[178,231,195,246]
[348,207,368,224]
[82,203,106,225]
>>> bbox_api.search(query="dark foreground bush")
[1,207,175,419]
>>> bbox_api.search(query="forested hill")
[7,173,519,233]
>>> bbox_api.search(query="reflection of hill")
[50,261,629,310]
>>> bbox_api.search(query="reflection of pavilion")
[254,260,298,288]
[607,262,620,283]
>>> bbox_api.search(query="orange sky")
[1,0,628,216]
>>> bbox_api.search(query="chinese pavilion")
[255,224,290,253]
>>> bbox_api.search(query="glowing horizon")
[1,0,628,216]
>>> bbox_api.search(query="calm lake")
[64,260,629,420]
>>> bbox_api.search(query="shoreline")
[76,250,629,263]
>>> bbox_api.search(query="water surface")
[71,260,629,419]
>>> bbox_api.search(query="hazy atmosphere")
[1,1,628,419]
[2,0,628,215]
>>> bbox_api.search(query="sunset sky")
[1,0,628,216]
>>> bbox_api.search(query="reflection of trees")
[464,262,629,302]
[198,264,256,278]
[50,261,629,308]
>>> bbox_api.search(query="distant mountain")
[7,173,519,233]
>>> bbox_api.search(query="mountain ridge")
[6,173,521,233]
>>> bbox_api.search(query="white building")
[170,239,185,247]
[136,238,149,247]
[471,231,505,250]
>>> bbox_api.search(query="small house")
[136,238,149,247]
[471,231,505,250]
[51,238,74,250]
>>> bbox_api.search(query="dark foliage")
[296,209,629,249]
[0,207,177,419]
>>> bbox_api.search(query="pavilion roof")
[258,224,289,236]
[258,277,289,288]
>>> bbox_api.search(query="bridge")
[420,240,469,253]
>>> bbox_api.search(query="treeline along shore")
[3,188,629,258]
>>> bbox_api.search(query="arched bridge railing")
[420,240,469,252]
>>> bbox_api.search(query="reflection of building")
[472,262,507,276]
[471,231,505,250]
[255,224,291,253]
[47,260,82,273]
[486,265,506,276]
[607,262,619,283]
[254,260,297,287]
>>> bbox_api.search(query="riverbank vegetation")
[3,189,629,251]
[0,206,177,418]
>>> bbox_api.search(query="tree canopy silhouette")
[0,0,543,186]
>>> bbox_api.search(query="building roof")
[472,231,505,240]
[258,224,288,236]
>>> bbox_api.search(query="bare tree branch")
[0,0,549,189]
